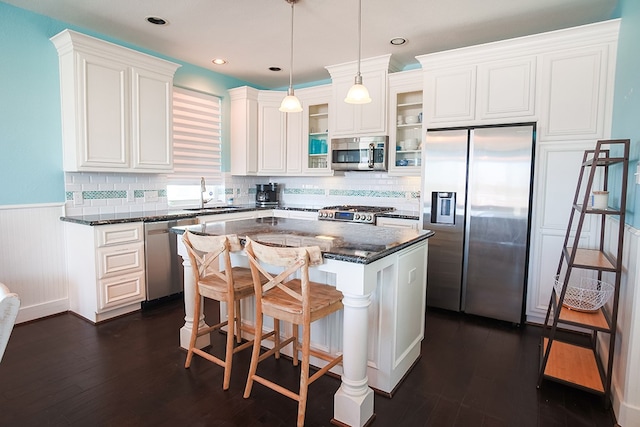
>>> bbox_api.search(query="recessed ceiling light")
[146,16,168,26]
[390,37,407,46]
[212,58,227,65]
[269,67,282,72]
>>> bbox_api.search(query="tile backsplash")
[64,171,421,216]
[63,172,169,216]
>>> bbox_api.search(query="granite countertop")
[173,217,434,265]
[58,205,420,226]
[59,205,310,226]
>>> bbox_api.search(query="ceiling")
[5,0,618,89]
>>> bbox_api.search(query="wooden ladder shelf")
[537,139,629,403]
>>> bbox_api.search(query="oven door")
[331,136,388,171]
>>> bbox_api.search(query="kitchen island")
[173,217,433,427]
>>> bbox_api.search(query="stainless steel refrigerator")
[422,124,534,323]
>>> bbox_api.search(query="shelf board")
[565,247,616,270]
[542,338,604,393]
[309,113,328,118]
[555,298,610,330]
[574,204,622,215]
[397,123,422,129]
[583,156,626,167]
[397,102,422,108]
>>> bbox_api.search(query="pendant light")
[344,0,371,104]
[279,0,303,113]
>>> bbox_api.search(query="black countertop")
[60,205,275,226]
[172,217,434,265]
[59,205,420,226]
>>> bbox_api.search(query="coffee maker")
[255,183,279,207]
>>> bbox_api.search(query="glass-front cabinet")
[388,70,423,176]
[301,85,332,175]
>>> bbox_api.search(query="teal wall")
[0,1,252,206]
[611,0,640,228]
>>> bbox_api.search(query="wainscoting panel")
[608,219,640,427]
[0,204,69,323]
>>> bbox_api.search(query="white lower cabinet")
[376,216,420,231]
[225,240,428,394]
[64,222,146,323]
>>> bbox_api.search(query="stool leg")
[244,311,263,398]
[235,300,242,344]
[297,322,311,427]
[185,288,201,368]
[274,318,281,359]
[293,323,299,366]
[223,297,235,390]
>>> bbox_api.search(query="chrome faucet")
[200,177,209,209]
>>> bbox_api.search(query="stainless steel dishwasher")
[143,218,198,304]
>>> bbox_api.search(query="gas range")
[318,205,395,224]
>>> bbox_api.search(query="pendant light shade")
[345,0,371,104]
[280,0,303,113]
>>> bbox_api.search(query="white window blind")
[169,87,222,185]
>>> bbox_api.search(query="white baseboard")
[613,386,640,427]
[15,298,69,324]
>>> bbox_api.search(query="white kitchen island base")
[174,218,431,427]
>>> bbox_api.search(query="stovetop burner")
[318,205,395,224]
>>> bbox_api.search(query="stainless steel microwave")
[331,136,388,171]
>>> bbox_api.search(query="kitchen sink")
[184,206,241,211]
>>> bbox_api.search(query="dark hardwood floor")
[0,298,617,426]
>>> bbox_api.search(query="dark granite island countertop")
[172,217,434,265]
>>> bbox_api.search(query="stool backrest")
[244,238,322,316]
[182,232,242,288]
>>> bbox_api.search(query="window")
[168,87,223,206]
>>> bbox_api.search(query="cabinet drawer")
[99,271,145,311]
[376,217,419,230]
[97,242,144,278]
[96,223,143,247]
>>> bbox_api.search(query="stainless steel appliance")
[331,136,388,171]
[143,217,198,304]
[422,124,534,323]
[256,183,279,207]
[318,205,395,224]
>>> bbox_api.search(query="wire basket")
[553,275,614,312]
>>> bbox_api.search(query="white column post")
[333,292,375,426]
[177,235,210,349]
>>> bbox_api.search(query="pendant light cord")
[357,0,362,77]
[288,0,295,90]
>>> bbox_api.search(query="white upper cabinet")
[539,45,611,141]
[476,57,536,120]
[299,85,332,175]
[388,69,423,176]
[257,91,289,175]
[420,57,535,126]
[51,29,180,173]
[257,90,304,176]
[230,86,259,176]
[326,54,400,137]
[423,65,477,125]
[229,86,330,177]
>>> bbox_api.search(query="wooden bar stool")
[243,237,344,427]
[182,231,275,390]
